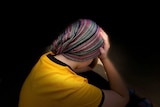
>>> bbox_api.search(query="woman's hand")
[98,28,110,60]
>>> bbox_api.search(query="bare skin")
[55,28,129,107]
[54,54,93,70]
[99,28,129,107]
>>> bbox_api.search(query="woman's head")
[51,19,104,62]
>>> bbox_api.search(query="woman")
[18,19,152,107]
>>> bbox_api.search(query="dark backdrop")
[1,2,159,107]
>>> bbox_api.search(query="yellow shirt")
[18,51,104,107]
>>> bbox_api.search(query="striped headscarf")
[51,19,104,61]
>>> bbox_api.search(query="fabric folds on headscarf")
[51,19,104,61]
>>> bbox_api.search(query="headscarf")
[51,19,104,61]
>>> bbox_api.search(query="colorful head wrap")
[51,19,104,61]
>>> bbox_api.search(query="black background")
[1,1,160,107]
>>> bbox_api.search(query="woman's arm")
[99,29,129,107]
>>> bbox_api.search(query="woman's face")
[77,59,94,69]
[77,57,99,69]
[88,57,98,69]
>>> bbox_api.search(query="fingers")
[98,28,110,60]
[100,28,108,41]
[99,28,110,50]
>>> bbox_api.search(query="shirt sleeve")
[65,79,104,107]
[99,90,105,107]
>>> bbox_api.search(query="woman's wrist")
[99,56,109,62]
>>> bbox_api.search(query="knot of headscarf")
[52,19,104,61]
